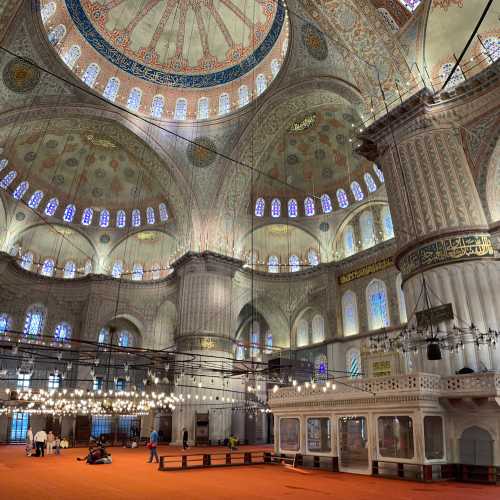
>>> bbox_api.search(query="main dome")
[42,0,289,120]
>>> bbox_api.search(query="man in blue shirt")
[147,428,159,464]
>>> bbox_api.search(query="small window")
[63,261,76,279]
[342,291,358,336]
[360,210,375,249]
[364,173,377,193]
[127,87,142,112]
[131,209,141,227]
[48,24,66,45]
[81,63,100,88]
[311,314,325,343]
[268,255,279,273]
[111,261,123,278]
[150,95,165,119]
[118,330,131,347]
[271,59,281,77]
[382,206,394,239]
[289,255,300,272]
[93,377,103,391]
[197,97,209,119]
[218,93,230,115]
[103,77,120,102]
[480,36,500,64]
[347,348,361,378]
[132,263,143,281]
[256,74,267,96]
[146,207,155,225]
[63,204,76,223]
[0,313,11,335]
[41,258,55,277]
[296,318,309,347]
[255,197,265,217]
[44,197,59,216]
[28,190,44,209]
[54,322,71,342]
[48,373,61,390]
[288,199,298,218]
[351,181,364,202]
[271,198,281,218]
[320,194,333,214]
[373,164,384,182]
[378,416,414,459]
[0,158,8,172]
[304,196,315,216]
[308,249,319,266]
[115,378,126,391]
[24,305,45,337]
[99,209,110,228]
[17,373,31,390]
[116,210,126,228]
[81,207,93,226]
[238,86,250,107]
[41,2,56,24]
[151,263,161,280]
[98,328,109,344]
[336,189,349,208]
[174,98,188,120]
[159,203,168,222]
[21,252,34,271]
[367,279,390,330]
[398,0,423,12]
[0,170,17,189]
[84,260,92,275]
[62,45,81,69]
[13,181,29,200]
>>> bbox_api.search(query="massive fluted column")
[170,252,243,444]
[360,75,500,371]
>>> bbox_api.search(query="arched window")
[159,203,168,222]
[398,0,423,12]
[271,58,281,77]
[132,263,143,281]
[308,249,319,266]
[378,8,399,32]
[41,258,55,277]
[360,210,375,249]
[63,261,76,279]
[235,343,245,360]
[255,197,265,217]
[111,261,123,278]
[218,93,230,115]
[381,206,394,239]
[342,291,358,336]
[99,209,110,228]
[24,305,45,337]
[351,181,364,202]
[396,274,408,324]
[314,354,328,380]
[366,279,390,330]
[63,204,76,223]
[127,87,142,112]
[311,314,325,343]
[373,164,384,182]
[265,333,273,354]
[256,74,267,96]
[0,170,17,189]
[364,173,377,193]
[296,318,309,347]
[250,321,260,358]
[337,188,349,208]
[268,255,279,273]
[41,1,56,24]
[81,63,100,88]
[131,209,141,227]
[343,225,356,257]
[150,95,165,119]
[282,38,289,56]
[21,252,34,271]
[481,36,500,63]
[116,210,126,228]
[9,244,20,257]
[98,327,109,344]
[347,348,361,378]
[118,330,131,347]
[238,85,250,107]
[440,62,465,90]
[81,207,93,226]
[84,260,92,275]
[271,198,281,218]
[13,181,29,200]
[45,197,59,216]
[174,98,187,120]
[54,322,71,342]
[197,97,209,119]
[103,77,120,102]
[151,263,161,280]
[320,194,333,214]
[289,255,300,272]
[288,199,298,218]
[62,45,81,69]
[48,24,66,45]
[0,313,11,335]
[304,196,315,216]
[146,207,155,225]
[28,190,44,209]
[0,158,8,172]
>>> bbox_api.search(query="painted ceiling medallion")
[301,23,328,61]
[66,0,287,88]
[187,137,217,168]
[2,57,41,93]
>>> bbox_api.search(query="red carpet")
[0,445,497,500]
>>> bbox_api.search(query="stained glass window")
[131,209,141,227]
[118,330,130,347]
[63,204,76,223]
[0,158,8,172]
[115,378,126,391]
[337,189,349,208]
[235,344,245,360]
[48,374,61,389]
[21,252,33,271]
[373,164,384,182]
[256,74,267,96]
[132,263,143,281]
[103,77,120,102]
[239,85,250,107]
[81,207,93,226]
[360,210,375,249]
[282,38,289,57]
[219,93,230,115]
[9,244,20,257]
[159,203,168,222]
[255,197,265,217]
[271,198,281,218]
[320,194,333,214]
[197,97,209,119]
[481,36,500,63]
[268,255,279,273]
[151,263,161,280]
[440,62,465,90]
[62,45,81,69]
[398,0,422,12]
[288,199,298,218]
[127,87,142,112]
[367,279,390,330]
[174,98,188,120]
[28,190,44,209]
[116,210,126,228]
[308,249,319,266]
[342,291,358,336]
[314,354,328,380]
[111,261,123,278]
[64,261,76,279]
[304,196,315,216]
[311,314,325,343]
[44,196,59,216]
[271,59,281,77]
[364,173,377,193]
[0,313,11,335]
[351,181,364,202]
[41,258,55,277]
[250,321,260,358]
[91,416,112,438]
[13,181,29,200]
[17,374,31,390]
[99,209,110,228]
[0,170,17,189]
[347,348,361,378]
[382,206,394,239]
[24,305,45,337]
[48,24,66,45]
[81,63,100,88]
[84,260,92,275]
[146,207,155,225]
[265,333,273,354]
[98,328,109,344]
[54,322,71,342]
[289,255,300,272]
[297,318,309,347]
[150,95,165,119]
[343,225,356,257]
[41,2,56,24]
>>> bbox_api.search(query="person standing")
[34,429,47,457]
[54,435,61,455]
[25,426,34,456]
[182,428,189,450]
[147,428,159,464]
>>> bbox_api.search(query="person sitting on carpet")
[77,446,112,465]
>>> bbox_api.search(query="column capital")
[171,251,244,278]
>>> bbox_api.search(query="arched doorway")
[459,426,494,466]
